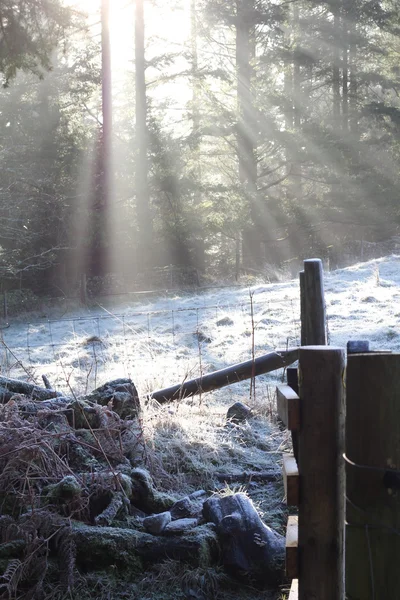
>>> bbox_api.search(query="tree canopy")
[0,0,72,85]
[0,0,399,293]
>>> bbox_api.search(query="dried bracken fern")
[0,511,75,599]
[0,383,144,598]
[0,558,23,597]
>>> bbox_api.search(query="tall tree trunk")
[80,0,113,280]
[284,2,302,223]
[101,0,112,210]
[88,0,112,278]
[191,0,200,140]
[292,5,301,133]
[135,0,153,269]
[190,0,205,272]
[332,8,341,126]
[342,23,349,132]
[236,0,260,267]
[284,31,293,133]
[291,4,302,197]
[349,18,358,136]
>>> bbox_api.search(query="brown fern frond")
[0,558,23,596]
[0,516,14,542]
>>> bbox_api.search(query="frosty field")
[1,255,399,399]
[1,255,399,600]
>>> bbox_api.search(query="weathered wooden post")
[301,258,326,345]
[295,257,327,461]
[346,353,400,599]
[298,346,345,600]
[299,270,307,345]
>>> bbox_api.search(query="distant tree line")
[0,0,398,295]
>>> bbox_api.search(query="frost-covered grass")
[1,255,399,396]
[1,255,399,599]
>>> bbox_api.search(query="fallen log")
[72,523,219,571]
[0,375,62,403]
[148,348,299,403]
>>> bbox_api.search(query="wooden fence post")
[301,259,326,345]
[299,270,306,346]
[346,353,400,599]
[298,346,345,600]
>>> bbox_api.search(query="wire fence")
[0,293,301,397]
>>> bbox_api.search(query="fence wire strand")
[0,297,299,395]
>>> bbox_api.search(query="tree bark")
[0,376,62,402]
[135,0,153,267]
[101,0,112,208]
[236,0,261,267]
[332,9,341,127]
[342,22,349,132]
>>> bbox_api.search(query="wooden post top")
[303,258,323,264]
[299,345,344,351]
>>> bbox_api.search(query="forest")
[0,4,399,599]
[0,0,399,295]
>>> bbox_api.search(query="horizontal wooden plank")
[288,578,298,600]
[283,453,299,506]
[285,515,299,579]
[276,385,300,431]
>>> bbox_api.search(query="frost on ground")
[0,256,399,600]
[1,255,399,397]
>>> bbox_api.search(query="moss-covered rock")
[45,475,82,501]
[66,400,102,429]
[130,468,176,513]
[85,379,140,419]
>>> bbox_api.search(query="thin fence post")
[302,258,326,345]
[346,353,400,599]
[235,236,240,281]
[80,273,87,305]
[298,346,345,600]
[3,290,7,322]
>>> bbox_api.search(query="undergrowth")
[0,295,293,600]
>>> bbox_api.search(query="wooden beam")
[289,579,299,600]
[283,454,299,506]
[346,353,400,599]
[276,385,300,431]
[299,270,306,345]
[148,348,299,403]
[286,368,299,461]
[285,515,298,579]
[298,346,345,600]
